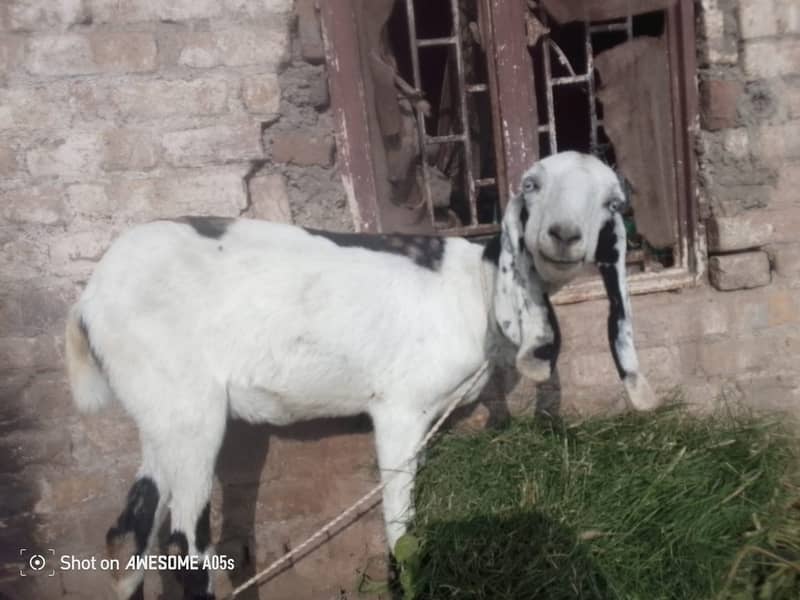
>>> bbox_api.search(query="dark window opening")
[384,0,503,235]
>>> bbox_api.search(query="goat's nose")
[548,223,582,245]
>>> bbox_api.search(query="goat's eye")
[522,177,540,194]
[605,196,624,212]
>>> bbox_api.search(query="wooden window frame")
[320,0,700,302]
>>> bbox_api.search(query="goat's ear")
[595,213,660,411]
[494,193,555,383]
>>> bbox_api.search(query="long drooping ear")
[493,193,557,383]
[595,213,660,411]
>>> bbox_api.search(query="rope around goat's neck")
[225,361,491,599]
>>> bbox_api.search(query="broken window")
[321,0,698,297]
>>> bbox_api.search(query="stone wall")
[1,1,799,599]
[0,1,369,599]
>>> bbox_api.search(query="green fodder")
[407,405,798,600]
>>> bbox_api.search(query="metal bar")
[466,83,488,93]
[449,0,477,226]
[404,0,435,230]
[551,73,592,86]
[425,133,468,145]
[477,0,509,213]
[417,36,458,47]
[440,223,501,237]
[585,22,598,153]
[589,22,630,33]
[541,12,557,153]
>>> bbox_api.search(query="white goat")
[66,151,659,599]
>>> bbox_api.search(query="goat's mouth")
[537,251,584,268]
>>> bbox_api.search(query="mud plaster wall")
[1,1,800,599]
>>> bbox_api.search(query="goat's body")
[78,219,492,426]
[68,218,496,598]
[67,152,658,600]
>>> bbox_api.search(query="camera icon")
[19,548,55,577]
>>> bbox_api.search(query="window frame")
[320,0,701,302]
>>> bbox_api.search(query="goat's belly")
[226,383,369,426]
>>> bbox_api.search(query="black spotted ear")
[493,194,557,383]
[595,213,660,411]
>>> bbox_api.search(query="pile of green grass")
[400,405,799,600]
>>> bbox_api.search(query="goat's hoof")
[624,374,661,411]
[516,356,552,383]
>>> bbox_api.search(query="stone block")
[155,169,250,217]
[49,229,114,273]
[241,73,281,115]
[0,335,61,371]
[700,78,742,131]
[26,132,102,179]
[66,184,113,216]
[789,81,800,120]
[0,35,23,76]
[25,32,156,76]
[755,120,800,163]
[743,39,800,78]
[0,144,18,176]
[709,251,771,291]
[88,0,224,23]
[0,84,70,131]
[740,0,800,39]
[738,0,777,39]
[0,185,68,225]
[89,32,157,74]
[101,128,159,171]
[177,26,288,69]
[706,215,774,252]
[162,121,264,167]
[698,5,738,65]
[296,0,325,64]
[271,131,335,166]
[246,173,291,222]
[102,170,249,220]
[721,128,749,160]
[222,0,292,19]
[8,0,89,31]
[0,237,48,280]
[770,243,800,280]
[19,285,74,337]
[767,289,800,326]
[111,78,229,120]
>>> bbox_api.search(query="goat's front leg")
[514,291,561,383]
[371,407,432,551]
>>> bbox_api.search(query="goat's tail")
[65,305,114,413]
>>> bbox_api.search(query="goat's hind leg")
[107,443,171,599]
[161,399,227,599]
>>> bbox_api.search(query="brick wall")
[0,1,371,599]
[1,1,799,599]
